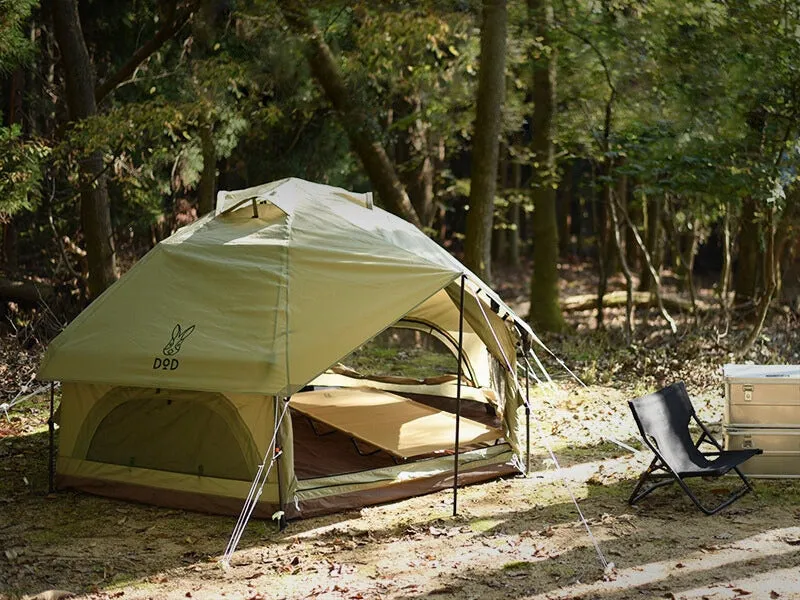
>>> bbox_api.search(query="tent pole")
[274,396,287,532]
[453,274,466,517]
[48,382,55,494]
[525,347,531,475]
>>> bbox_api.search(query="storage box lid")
[724,364,800,382]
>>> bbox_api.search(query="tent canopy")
[39,178,529,396]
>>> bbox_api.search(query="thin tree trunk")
[557,163,572,257]
[596,169,610,329]
[615,194,677,334]
[734,196,760,309]
[638,194,662,292]
[52,0,118,297]
[737,204,777,357]
[720,203,733,335]
[465,0,507,281]
[592,164,606,329]
[492,143,509,264]
[527,0,565,332]
[625,181,640,272]
[609,189,634,343]
[277,0,421,229]
[197,121,217,216]
[508,158,521,267]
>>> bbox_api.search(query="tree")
[464,0,507,281]
[52,0,118,297]
[276,0,422,229]
[527,0,566,332]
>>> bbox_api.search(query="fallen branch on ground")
[562,290,709,313]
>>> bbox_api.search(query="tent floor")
[292,393,502,480]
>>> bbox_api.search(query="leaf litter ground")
[2,265,800,600]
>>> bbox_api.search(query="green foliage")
[0,125,50,218]
[0,0,36,73]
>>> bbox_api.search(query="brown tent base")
[58,459,519,521]
[286,461,519,519]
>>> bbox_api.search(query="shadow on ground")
[3,429,800,600]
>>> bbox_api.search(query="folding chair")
[628,382,762,515]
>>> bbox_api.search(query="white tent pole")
[472,295,609,570]
[452,274,466,517]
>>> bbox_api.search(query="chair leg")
[629,457,674,505]
[669,471,755,516]
[630,460,757,515]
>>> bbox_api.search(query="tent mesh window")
[82,389,257,481]
[339,326,458,379]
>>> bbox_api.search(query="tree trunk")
[464,0,507,281]
[507,158,521,267]
[608,190,634,343]
[734,196,760,307]
[52,0,118,298]
[638,194,662,292]
[625,183,641,272]
[197,121,217,216]
[277,0,421,229]
[527,0,565,332]
[2,69,24,272]
[595,169,610,329]
[557,162,572,257]
[492,144,509,264]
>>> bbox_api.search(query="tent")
[38,178,538,519]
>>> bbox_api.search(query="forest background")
[1,0,799,360]
[3,2,800,598]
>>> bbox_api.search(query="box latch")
[743,384,753,402]
[742,435,753,449]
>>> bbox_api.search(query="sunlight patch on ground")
[525,526,800,599]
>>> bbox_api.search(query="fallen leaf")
[782,538,800,546]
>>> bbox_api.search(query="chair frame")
[628,382,762,516]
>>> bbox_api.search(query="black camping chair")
[628,381,762,515]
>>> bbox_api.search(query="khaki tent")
[38,178,536,519]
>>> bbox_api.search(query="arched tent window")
[338,319,476,384]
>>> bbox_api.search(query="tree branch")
[94,2,197,104]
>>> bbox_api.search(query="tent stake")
[453,274,466,517]
[48,382,55,494]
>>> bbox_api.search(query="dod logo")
[153,323,195,371]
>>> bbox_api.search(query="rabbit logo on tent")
[153,324,195,370]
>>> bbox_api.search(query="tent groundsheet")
[290,387,501,460]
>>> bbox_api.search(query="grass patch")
[502,560,534,571]
[469,518,503,533]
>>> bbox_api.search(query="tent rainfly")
[38,178,541,520]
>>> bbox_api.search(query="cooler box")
[725,427,800,478]
[724,364,800,428]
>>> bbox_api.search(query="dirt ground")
[4,376,800,600]
[2,265,800,600]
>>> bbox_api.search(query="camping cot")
[37,178,539,519]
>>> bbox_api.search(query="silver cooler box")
[725,427,800,478]
[723,364,800,477]
[724,364,800,428]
